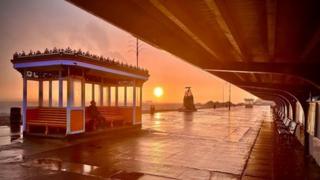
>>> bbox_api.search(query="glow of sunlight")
[153,87,164,98]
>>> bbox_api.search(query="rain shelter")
[11,48,149,136]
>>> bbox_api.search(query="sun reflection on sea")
[154,113,162,125]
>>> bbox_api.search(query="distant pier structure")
[244,98,254,108]
[179,87,197,112]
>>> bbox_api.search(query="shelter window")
[43,81,49,107]
[27,80,39,107]
[136,87,141,107]
[94,84,100,106]
[63,81,67,107]
[85,83,92,106]
[110,86,116,106]
[127,87,133,106]
[103,86,108,106]
[73,80,82,107]
[51,81,59,107]
[118,87,125,106]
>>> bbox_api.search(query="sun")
[153,87,164,97]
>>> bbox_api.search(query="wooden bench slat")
[28,121,66,124]
[30,116,66,119]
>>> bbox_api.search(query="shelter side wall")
[70,109,84,132]
[135,108,141,124]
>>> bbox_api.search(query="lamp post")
[136,38,139,67]
[128,37,142,68]
[222,84,224,104]
[228,83,231,111]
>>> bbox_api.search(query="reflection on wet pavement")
[0,106,272,179]
[0,124,23,146]
[0,149,23,163]
[22,158,100,176]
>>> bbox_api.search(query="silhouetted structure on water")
[179,87,197,112]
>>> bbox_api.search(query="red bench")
[85,107,125,128]
[98,107,124,127]
[27,108,66,135]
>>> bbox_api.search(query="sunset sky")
[0,0,255,104]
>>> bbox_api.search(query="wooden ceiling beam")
[266,0,277,60]
[149,0,220,61]
[204,0,248,62]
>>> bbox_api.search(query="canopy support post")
[81,78,85,131]
[132,81,136,125]
[66,68,72,134]
[58,71,63,107]
[49,80,52,107]
[107,86,111,106]
[115,86,118,106]
[92,83,95,102]
[39,80,43,107]
[124,86,127,106]
[100,84,103,106]
[140,85,143,108]
[22,70,27,132]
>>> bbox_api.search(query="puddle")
[22,158,103,177]
[0,149,24,163]
[22,157,146,179]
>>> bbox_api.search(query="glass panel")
[27,80,39,106]
[127,87,133,106]
[85,83,92,106]
[51,81,58,107]
[103,87,108,106]
[94,84,100,106]
[136,87,140,107]
[110,86,116,106]
[118,87,125,106]
[43,81,49,107]
[73,80,82,107]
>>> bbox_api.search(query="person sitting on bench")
[87,100,106,131]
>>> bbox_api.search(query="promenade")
[1,106,319,179]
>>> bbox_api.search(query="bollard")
[10,107,21,124]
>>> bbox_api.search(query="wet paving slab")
[242,120,320,180]
[0,106,274,179]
